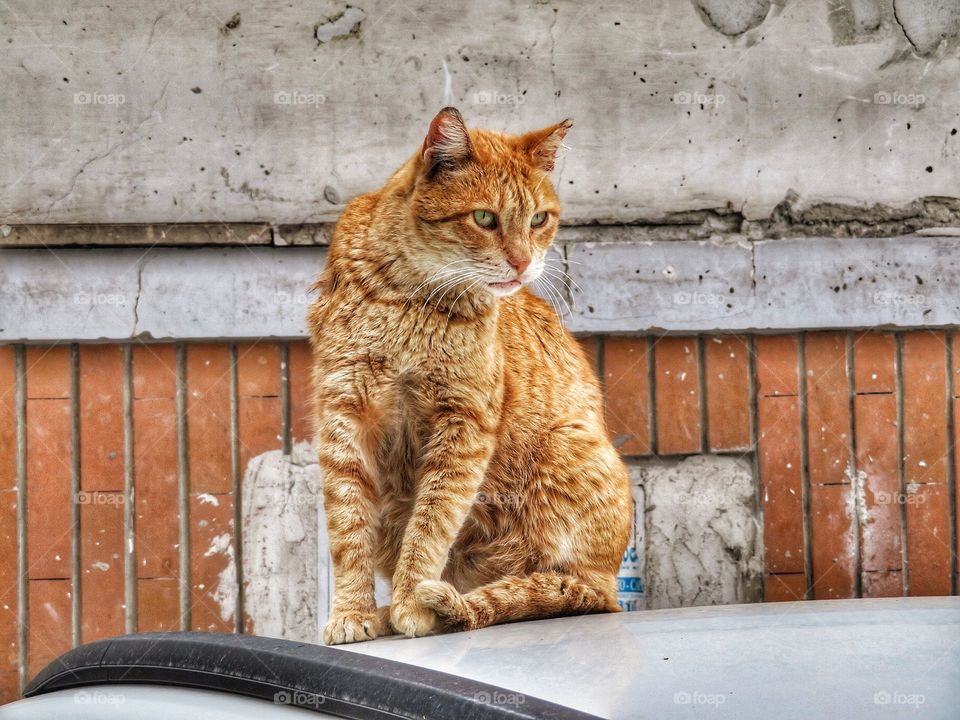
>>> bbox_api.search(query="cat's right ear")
[421,107,473,176]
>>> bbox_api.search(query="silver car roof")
[343,597,960,719]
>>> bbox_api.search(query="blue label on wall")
[617,576,644,593]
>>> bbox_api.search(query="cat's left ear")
[421,107,473,176]
[521,119,573,172]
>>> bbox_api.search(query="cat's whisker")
[410,260,476,298]
[423,271,474,309]
[535,277,563,318]
[540,266,585,298]
[446,276,483,322]
[539,276,572,318]
[428,269,477,308]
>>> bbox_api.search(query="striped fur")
[308,108,632,644]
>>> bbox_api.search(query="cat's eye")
[530,211,548,228]
[473,210,497,229]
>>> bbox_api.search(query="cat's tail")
[413,572,620,633]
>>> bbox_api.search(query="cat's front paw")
[390,594,438,638]
[323,608,385,645]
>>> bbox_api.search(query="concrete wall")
[2,0,960,230]
[5,234,960,341]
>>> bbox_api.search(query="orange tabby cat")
[307,108,631,644]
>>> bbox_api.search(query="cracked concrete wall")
[241,448,761,634]
[2,0,960,228]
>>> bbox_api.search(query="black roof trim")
[24,632,601,720]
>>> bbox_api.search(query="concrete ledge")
[2,233,959,341]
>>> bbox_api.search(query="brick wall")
[1,331,958,700]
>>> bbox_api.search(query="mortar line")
[798,333,813,599]
[647,336,658,456]
[895,333,909,596]
[945,331,957,596]
[14,345,27,693]
[845,332,863,599]
[69,344,81,647]
[747,335,763,600]
[122,344,136,633]
[229,343,244,632]
[175,343,191,631]
[280,342,292,456]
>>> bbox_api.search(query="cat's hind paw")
[323,608,385,645]
[390,594,438,638]
[414,580,474,630]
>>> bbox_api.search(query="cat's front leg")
[390,400,495,637]
[316,394,384,645]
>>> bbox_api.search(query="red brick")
[953,334,960,397]
[901,332,951,596]
[809,483,856,599]
[854,332,896,394]
[764,573,806,602]
[25,346,70,399]
[906,483,951,596]
[603,337,651,455]
[0,347,15,492]
[137,577,180,632]
[186,344,232,495]
[0,491,18,675]
[79,493,125,643]
[856,394,902,574]
[902,332,949,485]
[26,399,72,580]
[862,570,903,598]
[133,397,179,580]
[704,335,750,451]
[78,345,124,492]
[26,579,71,680]
[132,345,176,400]
[0,670,18,705]
[238,397,282,471]
[189,493,236,633]
[755,335,799,397]
[805,332,851,486]
[575,336,600,377]
[237,343,281,398]
[288,341,314,445]
[758,395,804,574]
[653,337,701,455]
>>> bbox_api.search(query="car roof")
[342,597,960,719]
[19,597,960,719]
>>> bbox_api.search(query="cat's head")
[404,107,571,300]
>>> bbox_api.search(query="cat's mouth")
[487,279,522,295]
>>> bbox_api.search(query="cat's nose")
[509,256,532,276]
